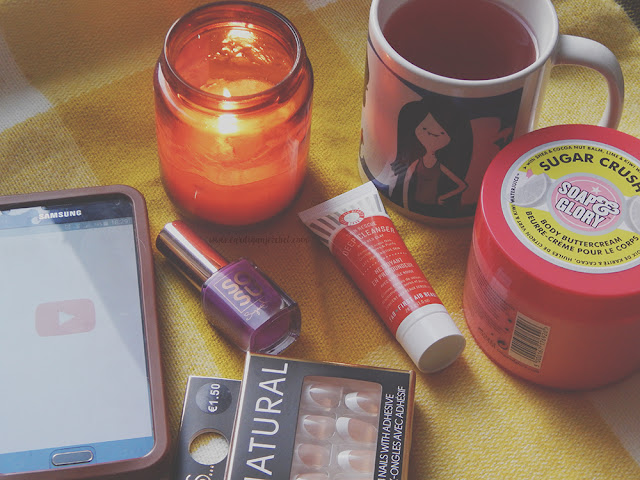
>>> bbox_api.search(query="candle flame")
[218,113,238,134]
[227,28,254,41]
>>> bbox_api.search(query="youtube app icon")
[35,299,96,336]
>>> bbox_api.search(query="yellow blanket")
[1,0,639,478]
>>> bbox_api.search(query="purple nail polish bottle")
[156,221,301,354]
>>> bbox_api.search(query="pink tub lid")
[476,124,640,317]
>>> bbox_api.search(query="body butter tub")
[464,124,640,390]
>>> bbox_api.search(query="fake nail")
[305,384,341,408]
[344,391,380,415]
[301,415,336,440]
[337,449,376,473]
[294,473,329,480]
[336,417,377,444]
[296,443,331,468]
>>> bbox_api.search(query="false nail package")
[226,354,416,480]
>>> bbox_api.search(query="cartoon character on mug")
[375,96,473,216]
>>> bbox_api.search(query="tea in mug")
[383,0,537,80]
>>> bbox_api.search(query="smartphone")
[0,186,170,479]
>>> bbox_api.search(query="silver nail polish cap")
[156,220,228,289]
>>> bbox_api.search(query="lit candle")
[154,3,313,225]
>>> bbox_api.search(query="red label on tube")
[330,214,443,334]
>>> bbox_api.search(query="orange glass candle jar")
[154,2,313,226]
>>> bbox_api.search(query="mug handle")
[555,35,625,128]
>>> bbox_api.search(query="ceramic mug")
[358,0,624,223]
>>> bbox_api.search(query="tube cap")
[395,305,466,373]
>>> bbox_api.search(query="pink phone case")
[0,185,170,480]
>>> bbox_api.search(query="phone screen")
[0,194,154,474]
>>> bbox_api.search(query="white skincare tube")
[299,182,465,372]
